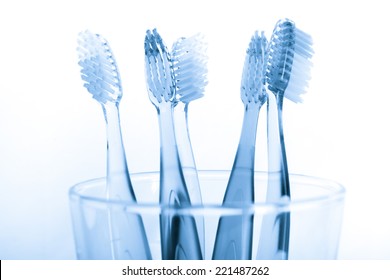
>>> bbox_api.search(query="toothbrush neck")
[157,102,180,157]
[102,102,132,187]
[268,91,286,144]
[231,102,261,171]
[267,92,291,199]
[101,102,135,201]
[222,102,261,204]
[174,102,189,134]
[157,102,189,203]
[174,102,196,169]
[276,91,285,111]
[238,102,261,150]
[175,101,189,117]
[267,93,283,171]
[174,102,203,206]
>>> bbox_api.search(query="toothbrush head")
[144,29,175,107]
[240,31,268,106]
[77,30,122,104]
[266,18,313,103]
[171,34,208,104]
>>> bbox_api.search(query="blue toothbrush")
[77,30,151,259]
[171,33,208,256]
[144,29,202,259]
[257,19,313,259]
[213,31,268,260]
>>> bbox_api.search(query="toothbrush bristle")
[241,31,268,105]
[144,29,175,105]
[266,19,313,103]
[171,34,208,103]
[77,30,122,104]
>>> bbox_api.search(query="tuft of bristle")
[171,34,208,104]
[266,19,313,103]
[241,31,268,105]
[77,30,122,104]
[144,29,175,106]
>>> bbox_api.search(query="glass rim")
[69,170,345,214]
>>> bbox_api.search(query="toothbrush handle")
[174,102,205,255]
[212,148,255,260]
[158,104,202,260]
[257,93,290,260]
[103,103,152,260]
[213,104,260,260]
[257,208,290,260]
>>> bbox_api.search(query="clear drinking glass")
[69,170,345,260]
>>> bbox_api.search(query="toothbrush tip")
[171,33,208,104]
[266,19,313,103]
[240,30,268,105]
[144,28,175,105]
[77,30,122,104]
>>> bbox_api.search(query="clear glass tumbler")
[69,170,345,260]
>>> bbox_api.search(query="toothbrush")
[257,19,313,259]
[144,28,202,259]
[77,30,151,259]
[212,31,268,260]
[171,34,208,256]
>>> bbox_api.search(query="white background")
[0,0,389,259]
